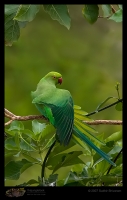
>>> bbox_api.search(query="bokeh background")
[5,5,122,186]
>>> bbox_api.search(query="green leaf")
[74,113,91,121]
[40,133,56,152]
[47,140,75,158]
[110,163,122,176]
[48,174,58,184]
[5,128,17,137]
[93,158,112,173]
[74,105,81,109]
[82,5,99,24]
[20,162,34,174]
[61,151,84,167]
[118,5,122,10]
[5,137,20,150]
[9,120,24,131]
[20,138,37,151]
[115,102,122,111]
[101,5,112,17]
[5,144,20,151]
[5,159,33,180]
[46,153,68,169]
[74,105,92,122]
[25,179,39,185]
[38,124,55,141]
[108,145,122,155]
[14,132,20,147]
[43,5,71,29]
[109,9,122,22]
[32,120,46,134]
[74,106,88,115]
[106,141,115,148]
[5,5,20,46]
[21,129,37,141]
[18,21,28,28]
[57,169,92,186]
[47,151,84,173]
[22,152,40,163]
[56,179,65,186]
[16,179,39,186]
[80,167,89,177]
[5,150,20,158]
[64,171,82,185]
[116,139,122,147]
[13,151,21,157]
[64,181,85,186]
[14,5,40,22]
[100,175,122,185]
[105,131,122,143]
[5,4,19,13]
[71,164,85,174]
[64,171,92,186]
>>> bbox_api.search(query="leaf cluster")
[5,4,122,46]
[5,119,122,186]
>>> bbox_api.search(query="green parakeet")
[31,71,115,166]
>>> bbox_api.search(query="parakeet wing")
[32,89,74,146]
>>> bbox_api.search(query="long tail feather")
[74,119,105,145]
[74,105,106,145]
[73,126,116,166]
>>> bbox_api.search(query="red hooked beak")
[58,77,62,84]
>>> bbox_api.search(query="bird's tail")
[73,126,116,166]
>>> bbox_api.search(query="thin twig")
[4,108,48,126]
[41,140,56,183]
[5,108,16,117]
[84,120,122,125]
[86,98,123,117]
[98,15,110,19]
[106,148,123,175]
[98,5,118,20]
[5,120,13,126]
[111,5,116,13]
[115,180,122,186]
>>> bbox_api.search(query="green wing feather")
[32,89,74,146]
[48,97,74,146]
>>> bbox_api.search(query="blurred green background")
[5,5,122,186]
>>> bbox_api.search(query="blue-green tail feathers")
[73,126,116,166]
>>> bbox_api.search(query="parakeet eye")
[53,76,56,79]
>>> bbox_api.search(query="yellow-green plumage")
[31,71,115,166]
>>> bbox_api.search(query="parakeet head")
[44,71,62,85]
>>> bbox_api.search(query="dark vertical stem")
[106,148,123,175]
[41,140,56,181]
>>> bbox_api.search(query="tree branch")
[84,120,122,125]
[111,5,116,13]
[4,108,122,126]
[86,98,123,117]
